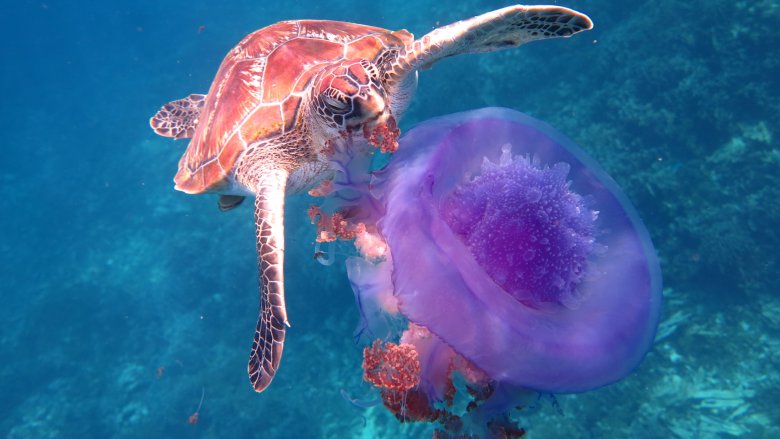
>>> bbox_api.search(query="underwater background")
[1,0,778,437]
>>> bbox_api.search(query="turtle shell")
[174,20,413,194]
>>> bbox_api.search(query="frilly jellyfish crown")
[439,147,596,308]
[311,107,662,434]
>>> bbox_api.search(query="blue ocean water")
[1,0,778,437]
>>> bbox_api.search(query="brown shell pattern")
[174,20,413,194]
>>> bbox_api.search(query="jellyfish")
[310,107,662,436]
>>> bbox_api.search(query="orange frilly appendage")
[364,115,400,154]
[307,179,334,197]
[354,229,388,260]
[308,205,388,260]
[363,340,420,392]
[361,324,526,438]
[308,206,364,242]
[362,340,443,423]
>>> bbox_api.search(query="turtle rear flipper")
[396,5,592,73]
[149,93,207,139]
[248,170,289,392]
[218,195,246,212]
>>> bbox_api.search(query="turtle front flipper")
[248,169,290,392]
[392,5,592,76]
[149,93,207,139]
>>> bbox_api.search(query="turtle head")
[312,59,391,134]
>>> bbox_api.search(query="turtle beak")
[348,87,389,129]
[359,88,387,117]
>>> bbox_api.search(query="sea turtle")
[150,5,592,393]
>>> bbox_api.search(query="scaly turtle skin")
[150,5,592,393]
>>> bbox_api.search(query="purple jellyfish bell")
[345,107,661,391]
[318,107,661,434]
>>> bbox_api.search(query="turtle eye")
[322,91,349,113]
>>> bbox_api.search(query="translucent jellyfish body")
[314,107,662,434]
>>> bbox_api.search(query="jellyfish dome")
[313,107,661,434]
